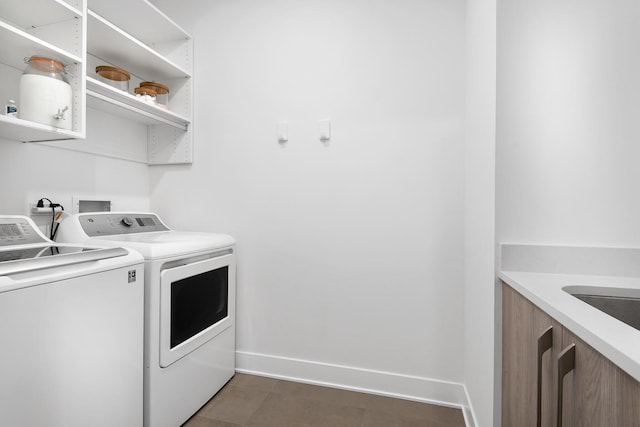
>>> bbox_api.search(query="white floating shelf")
[0,114,84,143]
[0,0,82,30]
[87,0,188,46]
[87,10,190,81]
[0,20,82,70]
[86,77,189,130]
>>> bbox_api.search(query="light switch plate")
[277,121,288,142]
[319,119,331,141]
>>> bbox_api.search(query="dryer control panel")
[79,213,169,236]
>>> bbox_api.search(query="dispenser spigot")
[54,106,69,121]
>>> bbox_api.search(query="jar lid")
[96,65,131,81]
[140,81,169,94]
[134,86,157,97]
[26,56,65,72]
[28,56,64,67]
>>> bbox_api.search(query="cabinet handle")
[537,326,553,427]
[556,344,576,427]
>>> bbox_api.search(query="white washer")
[0,215,144,427]
[57,212,236,427]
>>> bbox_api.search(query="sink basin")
[563,286,640,331]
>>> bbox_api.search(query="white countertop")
[499,244,640,383]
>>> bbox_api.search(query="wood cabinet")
[502,282,640,427]
[560,328,640,427]
[503,284,562,426]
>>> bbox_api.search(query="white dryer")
[0,215,144,427]
[57,212,236,427]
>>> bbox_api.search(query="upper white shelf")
[87,0,189,46]
[87,10,190,81]
[0,0,82,30]
[86,77,189,130]
[0,20,82,70]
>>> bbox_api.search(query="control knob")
[121,217,134,227]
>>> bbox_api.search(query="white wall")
[151,0,468,405]
[463,0,497,425]
[497,0,640,246]
[0,109,150,228]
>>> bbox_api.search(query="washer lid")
[0,245,129,276]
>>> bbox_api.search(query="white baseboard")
[461,384,478,427]
[236,350,469,420]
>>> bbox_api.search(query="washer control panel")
[79,213,169,236]
[0,216,47,246]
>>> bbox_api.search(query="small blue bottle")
[5,99,17,117]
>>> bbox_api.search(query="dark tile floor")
[182,373,466,427]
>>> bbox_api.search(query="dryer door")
[159,253,234,367]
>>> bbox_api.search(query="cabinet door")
[502,283,562,427]
[560,329,640,427]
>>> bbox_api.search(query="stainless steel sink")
[564,286,640,331]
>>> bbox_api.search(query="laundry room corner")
[150,0,469,412]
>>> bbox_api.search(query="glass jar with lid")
[139,81,169,109]
[19,56,73,130]
[96,65,131,91]
[134,86,157,105]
